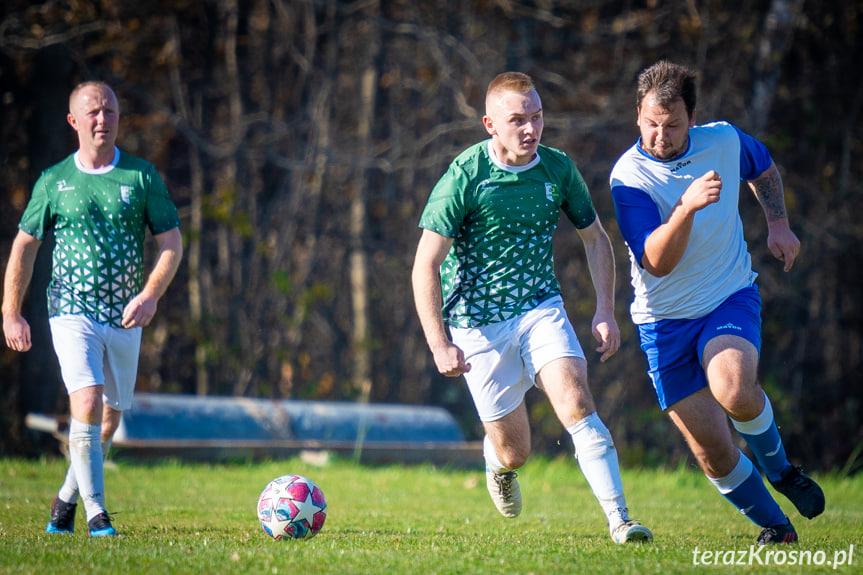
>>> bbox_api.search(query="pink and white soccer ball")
[257,474,327,540]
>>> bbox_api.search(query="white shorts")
[450,296,584,422]
[49,314,142,411]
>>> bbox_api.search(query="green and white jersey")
[419,140,596,328]
[19,148,180,327]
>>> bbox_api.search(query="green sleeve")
[145,164,181,234]
[418,162,472,239]
[18,174,53,240]
[560,161,596,229]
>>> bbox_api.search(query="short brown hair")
[637,61,696,118]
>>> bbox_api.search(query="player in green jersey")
[2,81,183,537]
[412,72,652,543]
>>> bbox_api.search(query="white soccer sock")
[68,418,107,521]
[483,435,509,473]
[58,437,113,505]
[58,465,79,504]
[568,412,628,524]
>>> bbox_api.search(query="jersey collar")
[74,146,121,175]
[486,140,541,173]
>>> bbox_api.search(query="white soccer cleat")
[610,519,653,544]
[486,469,522,518]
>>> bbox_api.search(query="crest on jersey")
[545,182,557,203]
[120,185,132,204]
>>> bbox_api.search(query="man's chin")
[649,148,679,161]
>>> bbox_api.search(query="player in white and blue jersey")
[609,61,824,545]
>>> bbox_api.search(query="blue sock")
[731,392,790,482]
[707,450,787,528]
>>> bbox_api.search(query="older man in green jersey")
[411,72,651,544]
[2,81,183,537]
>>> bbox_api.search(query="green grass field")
[0,455,860,574]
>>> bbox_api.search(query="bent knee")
[711,382,764,419]
[498,448,530,470]
[691,443,741,478]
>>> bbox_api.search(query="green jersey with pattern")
[419,140,596,328]
[19,148,181,327]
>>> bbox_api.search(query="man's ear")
[67,113,78,131]
[482,115,495,136]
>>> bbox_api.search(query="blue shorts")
[637,286,762,411]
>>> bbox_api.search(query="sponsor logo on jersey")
[670,159,692,173]
[716,322,743,332]
[57,180,75,192]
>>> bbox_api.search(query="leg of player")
[67,386,117,537]
[704,335,825,519]
[482,403,530,518]
[54,404,119,517]
[667,389,797,544]
[49,434,114,535]
[538,357,652,544]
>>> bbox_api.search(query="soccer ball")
[257,474,327,540]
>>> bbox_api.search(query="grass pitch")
[0,455,860,574]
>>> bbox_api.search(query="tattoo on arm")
[751,166,788,222]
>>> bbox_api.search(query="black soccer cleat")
[769,465,825,519]
[46,496,76,534]
[756,519,798,545]
[88,512,118,537]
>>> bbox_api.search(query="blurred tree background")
[0,0,860,473]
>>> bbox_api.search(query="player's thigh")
[666,388,739,477]
[50,315,106,423]
[103,325,142,412]
[535,356,596,427]
[483,400,531,465]
[49,315,105,390]
[699,286,762,410]
[451,321,531,423]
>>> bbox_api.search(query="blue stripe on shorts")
[637,286,762,410]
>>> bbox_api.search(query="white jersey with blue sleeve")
[609,121,772,323]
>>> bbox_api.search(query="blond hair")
[485,72,535,112]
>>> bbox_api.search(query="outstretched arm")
[576,217,620,362]
[411,229,470,377]
[121,227,183,328]
[747,162,800,272]
[2,231,42,351]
